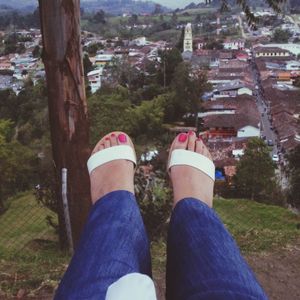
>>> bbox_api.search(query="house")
[95,54,114,67]
[223,39,245,50]
[87,68,103,94]
[254,46,292,58]
[203,114,260,138]
[212,81,253,98]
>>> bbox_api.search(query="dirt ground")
[6,240,300,299]
[155,240,300,300]
[245,240,300,300]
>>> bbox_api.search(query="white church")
[182,23,193,60]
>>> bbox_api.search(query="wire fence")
[0,188,300,299]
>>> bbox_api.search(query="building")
[254,47,292,58]
[87,68,103,94]
[183,23,193,53]
[95,54,114,67]
[223,39,245,50]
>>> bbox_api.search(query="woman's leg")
[166,132,268,300]
[54,133,151,300]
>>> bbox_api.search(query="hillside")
[0,192,299,298]
[0,0,168,15]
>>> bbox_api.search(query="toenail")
[118,134,127,143]
[178,133,187,143]
[105,137,110,140]
[111,133,116,137]
[188,131,194,136]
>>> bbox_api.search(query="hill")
[0,0,168,15]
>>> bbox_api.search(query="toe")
[110,133,117,146]
[196,137,212,160]
[172,133,188,151]
[117,132,129,145]
[196,137,205,154]
[104,137,111,148]
[187,131,196,151]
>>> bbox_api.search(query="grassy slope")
[0,192,69,297]
[0,193,299,297]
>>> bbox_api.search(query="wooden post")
[39,0,91,248]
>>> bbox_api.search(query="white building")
[183,23,193,53]
[87,68,103,94]
[237,125,260,138]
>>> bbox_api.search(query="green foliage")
[0,120,38,212]
[272,28,291,43]
[88,86,132,144]
[88,86,168,143]
[135,169,171,240]
[293,77,300,88]
[169,62,211,122]
[83,53,94,76]
[287,145,300,208]
[236,138,277,201]
[32,45,41,58]
[157,48,183,87]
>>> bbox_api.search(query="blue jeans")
[54,191,268,300]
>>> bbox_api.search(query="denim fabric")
[54,191,151,300]
[55,191,268,300]
[166,198,268,300]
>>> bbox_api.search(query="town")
[0,1,300,298]
[1,3,299,188]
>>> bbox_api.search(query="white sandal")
[87,145,136,174]
[168,149,215,181]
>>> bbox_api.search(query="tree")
[0,119,37,213]
[39,0,91,249]
[272,28,291,43]
[128,14,138,26]
[152,4,163,15]
[287,145,300,208]
[32,45,41,58]
[176,27,185,52]
[83,54,94,76]
[92,10,106,24]
[170,62,210,123]
[235,138,276,200]
[157,48,183,87]
[293,77,300,88]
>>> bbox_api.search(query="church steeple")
[183,23,193,53]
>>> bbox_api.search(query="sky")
[155,0,205,9]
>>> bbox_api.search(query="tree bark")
[39,0,91,248]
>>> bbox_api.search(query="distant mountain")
[81,0,168,15]
[0,0,168,15]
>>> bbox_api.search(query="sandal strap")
[87,145,136,174]
[168,149,215,181]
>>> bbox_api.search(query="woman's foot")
[89,132,135,204]
[168,131,214,207]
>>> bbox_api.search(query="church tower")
[183,23,193,53]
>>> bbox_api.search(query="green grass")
[0,192,70,298]
[214,198,300,253]
[1,193,299,297]
[151,198,300,278]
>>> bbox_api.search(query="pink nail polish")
[178,133,187,143]
[111,133,116,137]
[105,137,110,140]
[118,134,127,143]
[188,130,194,136]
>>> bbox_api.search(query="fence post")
[61,168,74,254]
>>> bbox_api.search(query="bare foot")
[89,132,135,204]
[168,131,214,208]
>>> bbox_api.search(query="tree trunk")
[39,0,91,248]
